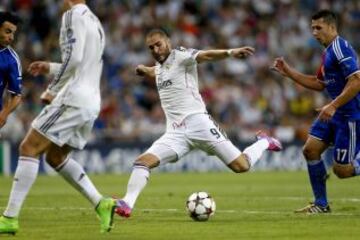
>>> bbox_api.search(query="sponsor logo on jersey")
[323,78,336,85]
[157,79,173,90]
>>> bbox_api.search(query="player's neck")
[69,0,86,7]
[159,52,171,65]
[324,34,338,47]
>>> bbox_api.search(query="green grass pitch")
[1,171,360,240]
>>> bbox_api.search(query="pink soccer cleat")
[256,131,283,152]
[114,199,132,218]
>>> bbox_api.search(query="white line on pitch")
[0,207,357,216]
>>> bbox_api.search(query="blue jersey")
[317,36,360,120]
[0,46,22,110]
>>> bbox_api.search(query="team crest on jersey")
[323,78,336,85]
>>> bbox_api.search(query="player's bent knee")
[228,156,250,173]
[333,164,354,179]
[135,153,160,169]
[302,146,320,161]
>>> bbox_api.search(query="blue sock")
[307,160,328,207]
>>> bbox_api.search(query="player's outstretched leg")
[115,199,132,218]
[95,197,116,233]
[114,163,151,218]
[256,131,283,151]
[0,216,19,235]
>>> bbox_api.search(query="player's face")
[311,18,336,46]
[146,34,171,63]
[0,21,17,47]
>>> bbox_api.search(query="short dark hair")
[312,10,337,26]
[0,11,21,27]
[146,28,170,39]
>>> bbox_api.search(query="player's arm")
[0,93,21,128]
[318,72,360,122]
[195,47,255,63]
[0,56,22,128]
[318,40,360,121]
[272,57,325,91]
[135,65,155,81]
[330,41,360,108]
[45,12,86,98]
[28,61,61,76]
[331,72,360,108]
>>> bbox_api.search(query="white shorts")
[145,113,241,165]
[31,104,98,149]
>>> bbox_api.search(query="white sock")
[3,157,39,218]
[56,157,102,206]
[123,165,150,209]
[243,139,269,167]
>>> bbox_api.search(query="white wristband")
[226,49,233,56]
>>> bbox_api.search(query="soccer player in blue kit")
[272,10,360,213]
[0,12,22,129]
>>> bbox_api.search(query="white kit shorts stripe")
[32,104,97,149]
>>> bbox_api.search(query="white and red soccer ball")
[186,192,216,221]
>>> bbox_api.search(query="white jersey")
[48,4,105,113]
[155,47,207,129]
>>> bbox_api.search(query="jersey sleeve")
[49,63,62,75]
[332,38,360,79]
[177,47,200,66]
[47,10,86,95]
[7,49,22,95]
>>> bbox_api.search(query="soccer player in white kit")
[114,29,283,218]
[0,0,116,235]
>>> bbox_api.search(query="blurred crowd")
[1,0,360,144]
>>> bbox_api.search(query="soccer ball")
[186,191,216,221]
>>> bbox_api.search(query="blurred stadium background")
[0,0,359,174]
[2,1,360,239]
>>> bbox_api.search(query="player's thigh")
[32,104,96,150]
[186,113,228,143]
[144,132,190,165]
[308,118,334,143]
[19,127,53,157]
[185,113,240,164]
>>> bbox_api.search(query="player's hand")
[135,64,147,76]
[317,103,337,122]
[40,91,55,105]
[28,61,50,76]
[230,47,255,59]
[271,57,290,77]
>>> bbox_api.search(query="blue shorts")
[309,118,335,145]
[310,118,360,164]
